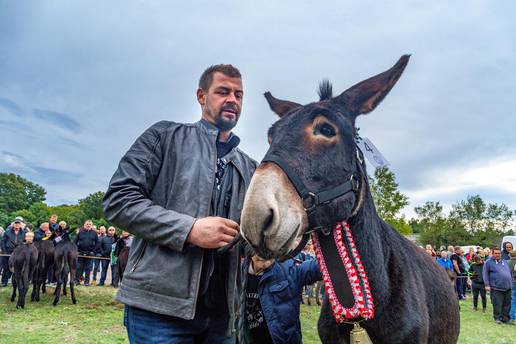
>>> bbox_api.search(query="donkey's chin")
[257,226,306,260]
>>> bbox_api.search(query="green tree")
[48,204,86,229]
[370,167,409,221]
[0,173,46,213]
[79,191,105,222]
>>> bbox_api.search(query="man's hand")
[187,217,240,249]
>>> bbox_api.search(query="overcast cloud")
[1,1,515,222]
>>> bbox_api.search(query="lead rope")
[237,257,250,344]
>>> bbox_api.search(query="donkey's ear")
[335,55,410,117]
[264,92,302,118]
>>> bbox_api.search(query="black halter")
[261,145,365,259]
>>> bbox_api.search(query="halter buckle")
[302,192,318,213]
[350,175,360,192]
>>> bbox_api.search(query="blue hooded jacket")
[501,241,512,261]
[245,258,322,344]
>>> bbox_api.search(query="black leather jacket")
[103,120,257,330]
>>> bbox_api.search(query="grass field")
[0,285,515,343]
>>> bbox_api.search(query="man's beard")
[214,105,240,132]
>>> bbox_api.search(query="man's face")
[50,215,58,224]
[121,231,130,238]
[108,228,115,236]
[13,222,21,230]
[441,251,447,259]
[492,249,501,260]
[84,221,92,230]
[99,227,106,235]
[41,223,50,233]
[197,72,243,133]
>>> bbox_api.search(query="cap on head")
[14,216,24,223]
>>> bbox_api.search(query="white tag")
[356,137,389,169]
[54,236,62,243]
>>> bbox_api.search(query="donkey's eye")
[318,123,336,138]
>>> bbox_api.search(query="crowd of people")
[426,242,516,325]
[0,214,133,288]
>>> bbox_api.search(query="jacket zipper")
[190,132,218,317]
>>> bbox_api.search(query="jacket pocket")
[269,280,291,302]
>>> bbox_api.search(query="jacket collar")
[197,119,241,145]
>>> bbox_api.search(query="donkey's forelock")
[318,80,333,101]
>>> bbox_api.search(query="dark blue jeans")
[1,256,11,284]
[124,305,235,344]
[76,257,93,283]
[92,257,101,281]
[99,259,110,284]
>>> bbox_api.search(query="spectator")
[437,249,455,284]
[451,246,466,300]
[483,247,513,325]
[466,247,475,263]
[92,226,106,286]
[447,245,455,259]
[97,226,118,287]
[484,247,492,260]
[426,244,436,258]
[508,251,516,322]
[110,241,119,288]
[74,220,98,286]
[242,254,322,343]
[0,217,27,287]
[49,214,59,232]
[502,242,513,261]
[469,255,487,313]
[34,222,51,242]
[460,248,470,296]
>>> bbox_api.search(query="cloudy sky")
[1,1,515,220]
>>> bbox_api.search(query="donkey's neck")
[347,190,391,297]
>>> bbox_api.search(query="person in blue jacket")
[242,254,322,344]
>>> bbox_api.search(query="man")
[74,220,98,286]
[502,242,513,261]
[451,246,466,300]
[98,226,118,286]
[469,255,487,313]
[49,214,59,232]
[483,247,513,325]
[34,222,51,242]
[92,226,107,285]
[507,251,516,322]
[243,254,321,343]
[0,218,26,287]
[103,64,257,343]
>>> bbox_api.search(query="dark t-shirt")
[246,274,273,344]
[451,254,465,274]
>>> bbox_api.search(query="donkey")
[31,234,56,302]
[240,55,460,343]
[52,227,78,306]
[9,233,38,309]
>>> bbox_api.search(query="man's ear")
[197,88,206,106]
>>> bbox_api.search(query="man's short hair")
[198,64,241,91]
[454,246,461,251]
[492,246,501,252]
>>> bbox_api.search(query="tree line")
[0,173,106,230]
[1,171,514,248]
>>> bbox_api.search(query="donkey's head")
[241,55,410,259]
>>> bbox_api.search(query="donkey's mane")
[318,80,333,101]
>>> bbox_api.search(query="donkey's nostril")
[262,208,274,232]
